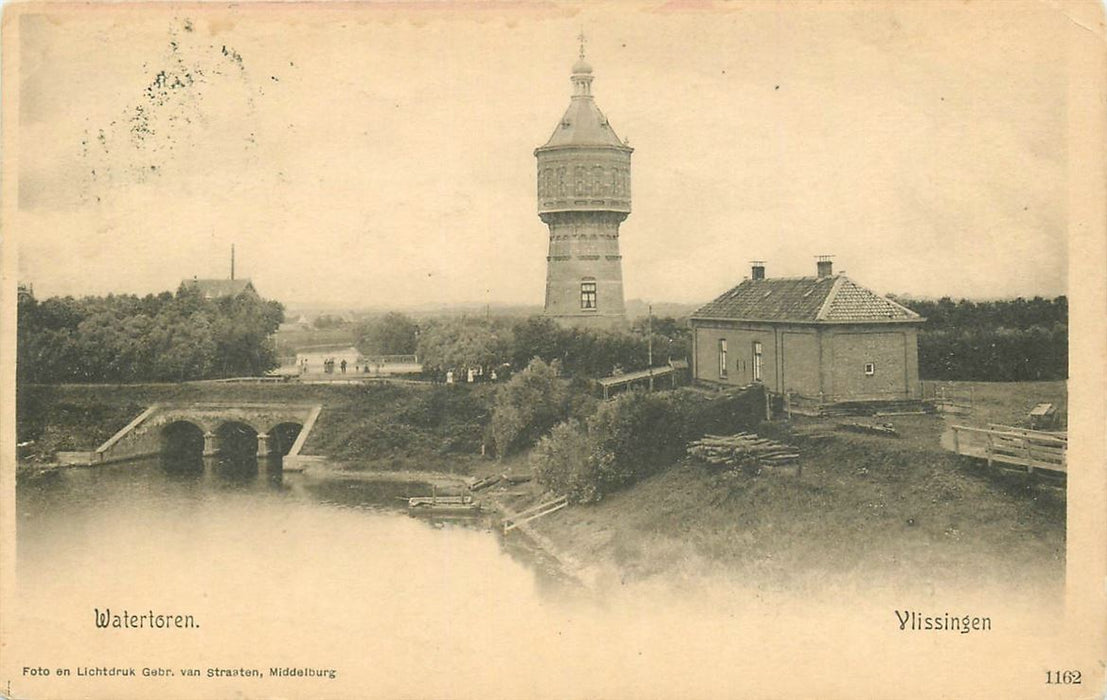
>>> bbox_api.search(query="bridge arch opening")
[268,422,303,457]
[215,421,259,477]
[160,421,205,473]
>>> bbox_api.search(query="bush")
[532,385,765,503]
[490,358,568,458]
[532,420,599,503]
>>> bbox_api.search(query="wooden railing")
[923,383,974,415]
[949,424,1066,474]
[502,495,568,533]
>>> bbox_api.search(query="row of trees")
[897,295,1067,331]
[896,296,1068,381]
[354,312,691,381]
[355,296,1068,384]
[17,286,284,384]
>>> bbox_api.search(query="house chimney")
[750,260,766,280]
[816,254,834,278]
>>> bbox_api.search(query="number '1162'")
[1045,670,1081,685]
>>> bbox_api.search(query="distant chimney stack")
[750,261,766,280]
[816,254,834,279]
[231,244,236,281]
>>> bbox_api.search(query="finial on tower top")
[571,29,593,79]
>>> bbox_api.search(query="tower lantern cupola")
[571,38,593,96]
[534,38,633,326]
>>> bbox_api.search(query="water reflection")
[16,456,573,597]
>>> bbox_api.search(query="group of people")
[299,357,390,376]
[299,357,350,375]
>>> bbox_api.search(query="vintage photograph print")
[2,2,1104,699]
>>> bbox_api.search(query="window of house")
[718,339,728,378]
[753,341,763,382]
[580,281,597,310]
[864,362,875,376]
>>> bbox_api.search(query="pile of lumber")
[686,432,800,470]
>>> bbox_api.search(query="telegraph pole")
[647,303,654,391]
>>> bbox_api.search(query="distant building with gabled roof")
[689,258,925,402]
[182,277,258,300]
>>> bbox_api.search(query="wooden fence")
[924,383,974,415]
[948,424,1066,476]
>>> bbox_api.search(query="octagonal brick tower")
[535,46,632,326]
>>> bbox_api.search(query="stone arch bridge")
[94,402,323,467]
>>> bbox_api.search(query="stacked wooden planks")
[686,432,800,470]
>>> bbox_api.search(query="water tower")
[534,37,633,326]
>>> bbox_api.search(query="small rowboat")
[469,475,502,492]
[407,494,482,517]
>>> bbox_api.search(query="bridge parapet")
[95,402,323,465]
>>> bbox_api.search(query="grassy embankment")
[488,380,1067,592]
[17,381,495,474]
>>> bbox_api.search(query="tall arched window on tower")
[580,280,597,310]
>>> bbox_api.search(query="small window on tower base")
[580,281,597,310]
[864,363,876,376]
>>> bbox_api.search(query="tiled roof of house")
[183,278,256,299]
[692,276,922,324]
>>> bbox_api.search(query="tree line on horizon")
[17,285,285,384]
[358,296,1067,384]
[893,295,1067,381]
[16,289,1066,385]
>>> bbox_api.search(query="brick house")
[689,259,924,402]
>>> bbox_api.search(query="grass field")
[524,380,1067,593]
[923,379,1067,428]
[274,326,358,358]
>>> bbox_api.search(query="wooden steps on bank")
[502,495,568,534]
[687,433,800,473]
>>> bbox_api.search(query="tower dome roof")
[538,50,630,151]
[542,99,625,148]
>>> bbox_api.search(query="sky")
[10,1,1073,308]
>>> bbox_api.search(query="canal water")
[10,456,599,699]
[8,453,1068,699]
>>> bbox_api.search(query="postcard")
[2,2,1104,698]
